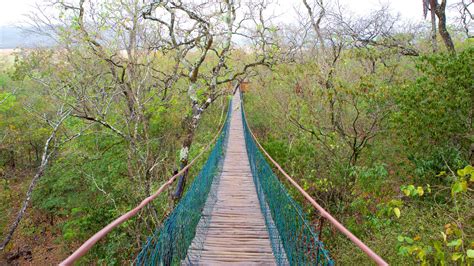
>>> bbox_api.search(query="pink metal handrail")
[242,102,388,266]
[60,104,230,266]
[61,92,387,265]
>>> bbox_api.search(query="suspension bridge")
[60,90,388,265]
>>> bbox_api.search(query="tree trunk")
[435,0,456,53]
[302,0,326,52]
[172,102,202,200]
[429,0,438,52]
[172,90,216,200]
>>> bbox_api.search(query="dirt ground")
[1,173,68,265]
[0,209,68,265]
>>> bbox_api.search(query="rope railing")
[240,93,388,266]
[60,99,232,266]
[241,100,332,265]
[135,100,232,265]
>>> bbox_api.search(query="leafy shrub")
[350,163,388,194]
[393,48,473,158]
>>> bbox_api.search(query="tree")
[422,0,456,53]
[142,0,276,199]
[0,105,77,250]
[9,2,190,247]
[424,0,439,52]
[244,1,411,205]
[292,1,401,167]
[20,1,276,240]
[453,0,473,38]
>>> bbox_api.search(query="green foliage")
[34,135,127,217]
[350,163,388,194]
[30,133,154,262]
[0,92,16,112]
[393,48,474,156]
[397,222,473,265]
[245,41,473,264]
[451,165,473,197]
[0,72,11,88]
[400,184,429,197]
[409,146,467,182]
[397,165,473,265]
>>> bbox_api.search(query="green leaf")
[436,171,446,177]
[402,188,410,196]
[451,252,463,261]
[393,207,401,218]
[417,186,424,196]
[467,249,474,258]
[417,248,427,260]
[451,181,467,196]
[405,237,414,244]
[447,239,462,248]
[398,246,409,256]
[457,165,474,177]
[397,235,405,242]
[71,207,81,215]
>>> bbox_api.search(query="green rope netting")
[136,100,231,265]
[241,98,334,266]
[136,94,333,265]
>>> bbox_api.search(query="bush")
[393,48,473,158]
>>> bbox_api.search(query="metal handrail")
[241,92,388,266]
[60,99,231,266]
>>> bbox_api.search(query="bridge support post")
[317,217,324,242]
[315,217,325,262]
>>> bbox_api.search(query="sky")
[273,0,424,24]
[0,0,38,26]
[0,0,425,27]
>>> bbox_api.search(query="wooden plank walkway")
[184,92,276,265]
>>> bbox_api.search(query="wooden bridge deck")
[185,92,276,265]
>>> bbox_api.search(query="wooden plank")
[184,92,277,265]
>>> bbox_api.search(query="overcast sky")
[0,0,37,26]
[0,0,425,27]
